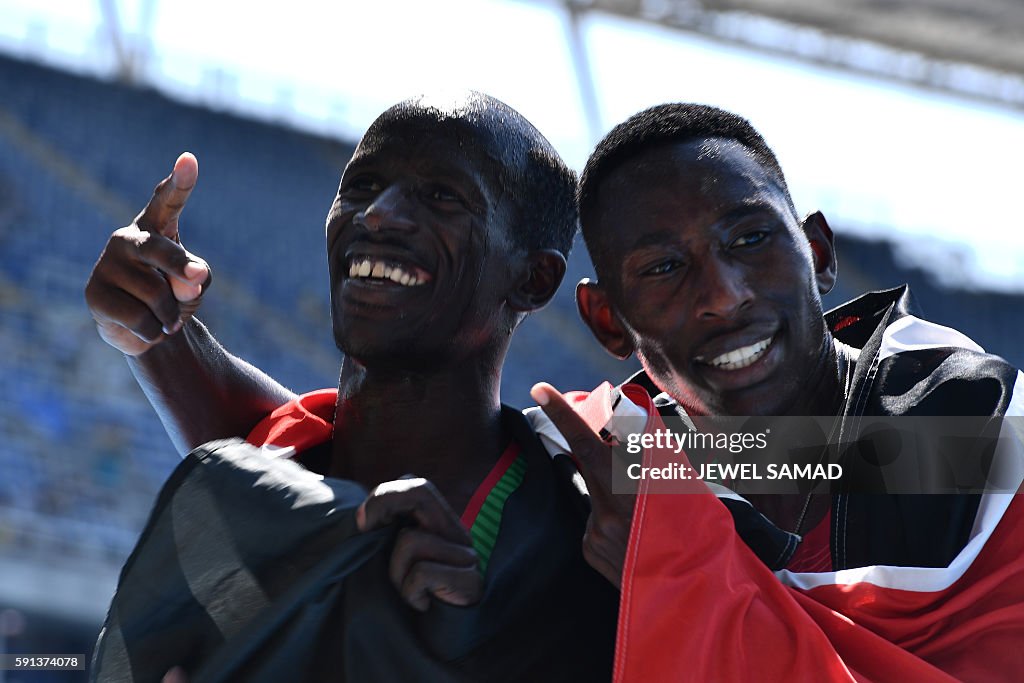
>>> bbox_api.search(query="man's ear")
[507,249,567,313]
[576,279,634,360]
[801,211,838,296]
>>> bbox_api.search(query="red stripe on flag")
[461,442,521,529]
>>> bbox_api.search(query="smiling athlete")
[574,121,840,419]
[530,103,1024,681]
[85,93,616,681]
[88,100,1024,681]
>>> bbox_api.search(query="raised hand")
[85,153,211,355]
[530,382,636,588]
[357,477,483,612]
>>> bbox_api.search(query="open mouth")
[695,336,773,371]
[346,257,432,287]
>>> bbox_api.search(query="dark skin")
[533,138,841,585]
[85,152,296,453]
[322,122,569,508]
[325,122,514,509]
[85,96,568,637]
[89,125,840,600]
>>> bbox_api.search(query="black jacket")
[91,407,617,682]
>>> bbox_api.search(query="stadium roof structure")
[566,0,1024,110]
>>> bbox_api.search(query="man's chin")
[660,375,800,418]
[336,335,448,372]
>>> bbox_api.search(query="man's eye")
[731,230,768,248]
[642,260,683,276]
[429,187,462,203]
[345,177,382,193]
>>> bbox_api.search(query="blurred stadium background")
[0,1,1021,679]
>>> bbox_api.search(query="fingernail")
[162,320,183,335]
[530,384,550,406]
[184,262,206,281]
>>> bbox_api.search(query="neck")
[741,334,847,536]
[328,353,506,511]
[790,331,846,417]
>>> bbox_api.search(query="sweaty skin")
[537,138,842,579]
[580,139,841,419]
[85,152,295,454]
[85,93,570,618]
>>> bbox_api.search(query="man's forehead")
[629,138,763,180]
[347,139,487,196]
[599,138,783,209]
[587,137,796,257]
[354,122,486,158]
[352,113,508,177]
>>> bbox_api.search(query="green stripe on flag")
[469,455,527,574]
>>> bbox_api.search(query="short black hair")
[578,103,795,257]
[372,92,578,257]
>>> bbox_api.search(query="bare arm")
[128,317,295,454]
[86,153,296,455]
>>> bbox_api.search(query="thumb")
[137,152,199,241]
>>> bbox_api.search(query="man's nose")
[354,185,417,233]
[694,255,755,321]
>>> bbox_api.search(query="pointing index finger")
[530,382,610,479]
[137,152,198,240]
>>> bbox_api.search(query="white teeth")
[348,258,427,287]
[700,337,772,371]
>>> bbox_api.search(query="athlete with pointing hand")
[86,94,616,681]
